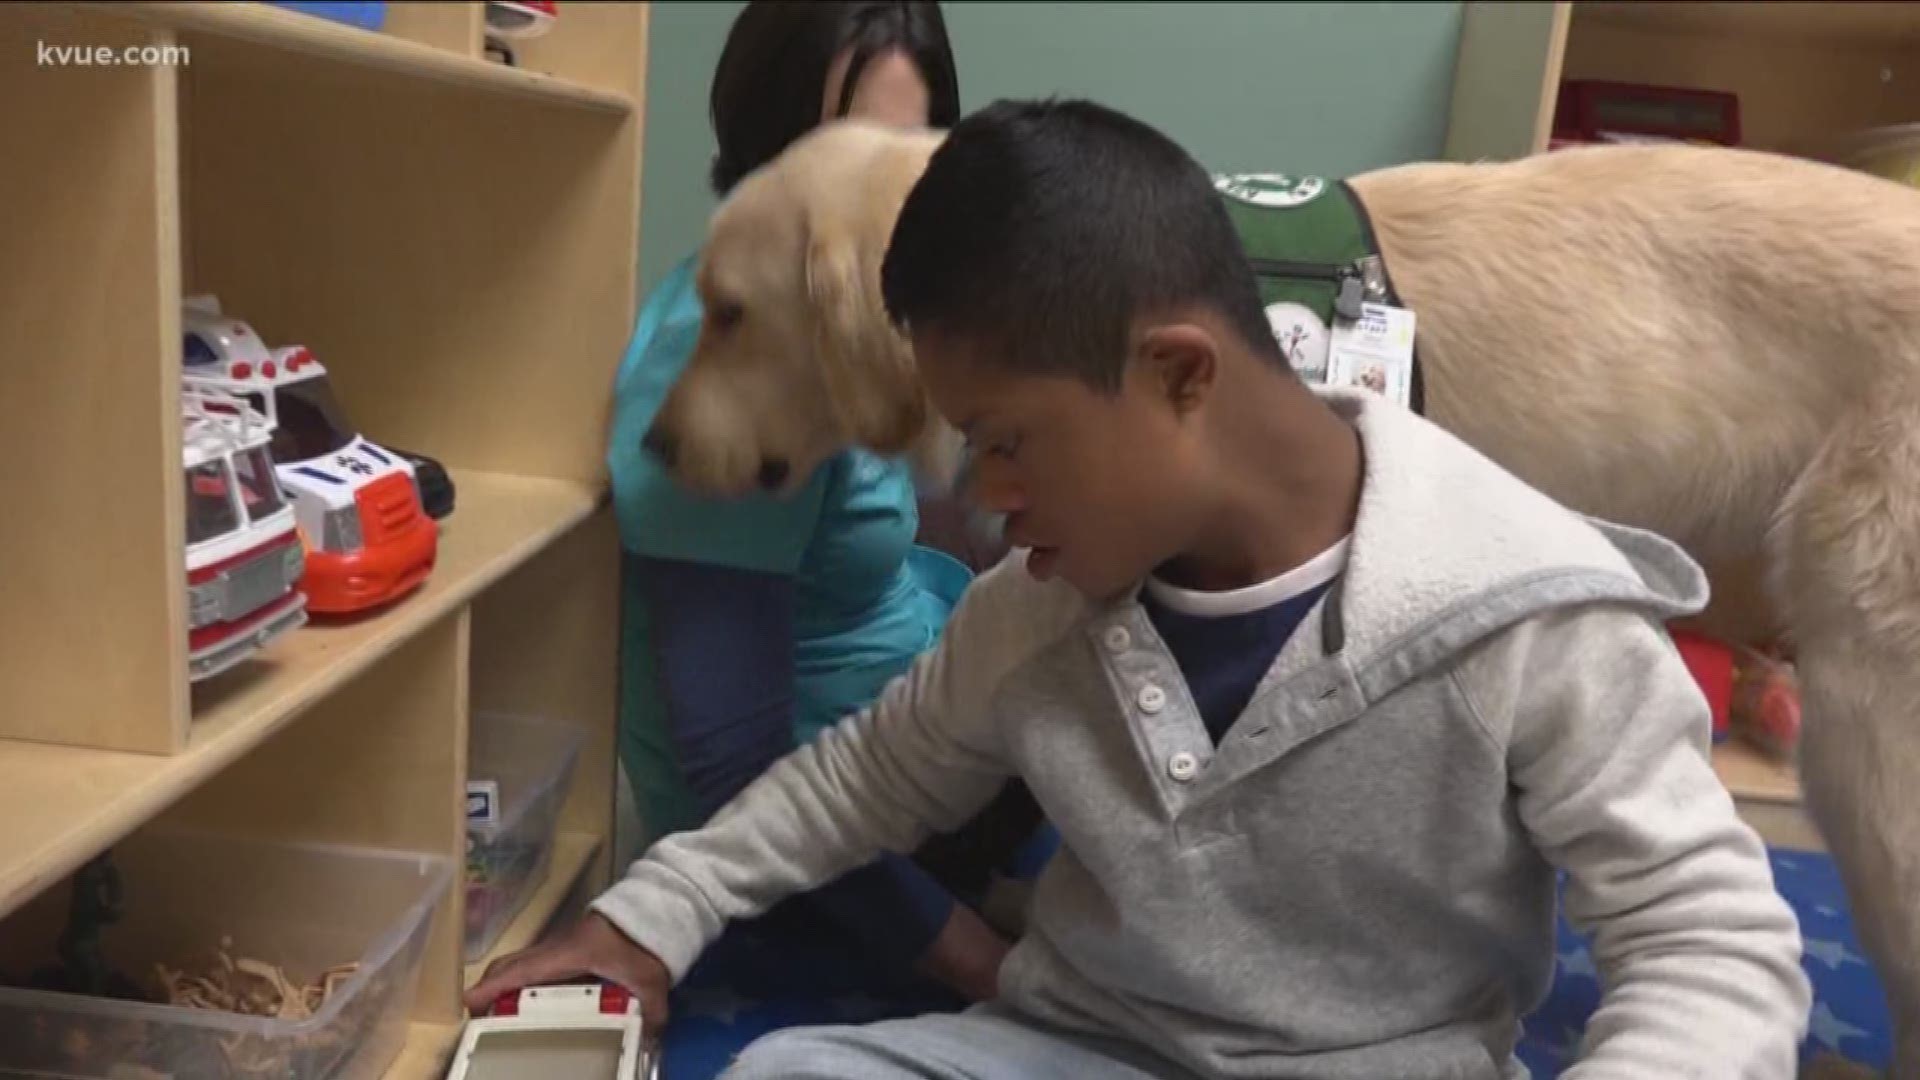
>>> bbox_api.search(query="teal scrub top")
[610,254,969,842]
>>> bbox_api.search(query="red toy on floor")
[1669,627,1801,759]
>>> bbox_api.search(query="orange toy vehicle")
[181,296,437,615]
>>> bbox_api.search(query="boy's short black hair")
[880,98,1285,391]
[709,1,960,196]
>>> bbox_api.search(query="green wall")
[637,1,1465,296]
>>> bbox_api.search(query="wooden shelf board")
[464,830,604,984]
[0,469,600,919]
[386,1021,463,1080]
[1712,739,1823,852]
[1713,738,1801,804]
[1578,1,1920,45]
[73,1,632,113]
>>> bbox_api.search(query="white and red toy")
[181,383,308,681]
[486,0,556,40]
[484,0,555,66]
[181,296,438,615]
[449,983,658,1080]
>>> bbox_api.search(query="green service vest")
[1211,171,1425,414]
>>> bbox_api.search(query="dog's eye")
[709,301,744,332]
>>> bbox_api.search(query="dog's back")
[1352,144,1920,570]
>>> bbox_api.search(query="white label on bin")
[466,780,500,826]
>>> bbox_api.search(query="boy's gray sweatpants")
[720,1004,1202,1080]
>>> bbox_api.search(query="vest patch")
[1264,300,1332,382]
[1213,172,1328,209]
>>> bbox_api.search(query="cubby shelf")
[0,1,643,1073]
[0,471,601,918]
[1578,1,1920,45]
[88,1,633,112]
[1447,0,1920,161]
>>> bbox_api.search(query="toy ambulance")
[181,296,438,615]
[484,0,554,66]
[449,983,658,1080]
[486,0,555,39]
[182,383,308,681]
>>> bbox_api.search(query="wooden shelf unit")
[1440,0,1905,849]
[0,2,647,1076]
[1446,1,1920,162]
[86,1,632,111]
[1563,1,1919,155]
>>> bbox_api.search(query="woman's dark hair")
[708,1,960,195]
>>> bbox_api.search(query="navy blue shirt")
[1141,543,1347,744]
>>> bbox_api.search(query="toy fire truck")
[448,982,658,1080]
[181,296,439,615]
[182,383,308,681]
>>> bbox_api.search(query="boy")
[467,99,1811,1078]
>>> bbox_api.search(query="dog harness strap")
[1211,171,1425,416]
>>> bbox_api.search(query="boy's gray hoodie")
[594,390,1811,1078]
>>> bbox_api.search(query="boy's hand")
[917,903,1012,1003]
[463,912,672,1031]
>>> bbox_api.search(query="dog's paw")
[1800,1052,1880,1080]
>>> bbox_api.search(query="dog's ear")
[805,224,927,454]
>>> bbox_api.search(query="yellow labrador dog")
[648,119,1920,1076]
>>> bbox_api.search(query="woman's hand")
[916,903,1013,1003]
[463,912,673,1031]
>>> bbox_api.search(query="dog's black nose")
[757,458,791,490]
[643,427,676,466]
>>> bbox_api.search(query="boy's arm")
[591,560,1043,982]
[1459,604,1811,1079]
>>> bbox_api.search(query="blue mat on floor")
[1518,848,1888,1075]
[663,848,1887,1079]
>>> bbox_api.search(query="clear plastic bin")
[0,828,452,1080]
[464,712,584,962]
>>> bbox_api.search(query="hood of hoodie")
[1222,389,1710,703]
[1082,386,1712,714]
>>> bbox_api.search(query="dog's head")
[644,121,948,498]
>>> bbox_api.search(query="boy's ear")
[1139,323,1219,416]
[804,222,927,453]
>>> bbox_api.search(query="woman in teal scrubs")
[609,1,1039,1006]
